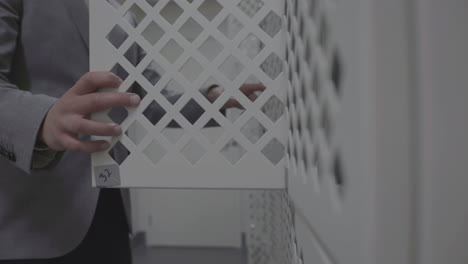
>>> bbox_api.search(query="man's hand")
[208,84,266,109]
[40,72,141,153]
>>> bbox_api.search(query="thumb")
[240,83,266,94]
[69,72,122,96]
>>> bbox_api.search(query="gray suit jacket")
[0,0,208,260]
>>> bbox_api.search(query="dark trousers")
[2,189,132,264]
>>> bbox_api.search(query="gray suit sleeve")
[0,0,57,173]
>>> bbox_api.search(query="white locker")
[243,0,468,263]
[88,0,468,262]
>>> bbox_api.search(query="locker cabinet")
[90,0,468,263]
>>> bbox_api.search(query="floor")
[132,234,246,264]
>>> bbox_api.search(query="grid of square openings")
[284,0,345,199]
[102,0,287,168]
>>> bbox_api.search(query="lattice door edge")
[90,0,288,189]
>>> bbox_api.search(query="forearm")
[0,82,57,173]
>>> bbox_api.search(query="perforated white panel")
[90,0,288,189]
[245,191,293,264]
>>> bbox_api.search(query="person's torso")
[1,0,110,259]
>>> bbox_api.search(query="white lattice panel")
[284,0,413,263]
[90,0,288,189]
[284,0,376,261]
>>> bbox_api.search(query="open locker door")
[90,0,287,189]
